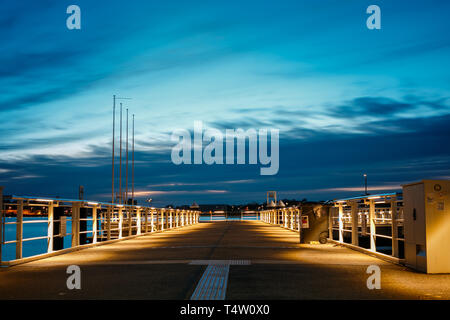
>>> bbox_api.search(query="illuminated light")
[36,198,53,202]
[368,196,381,200]
[117,204,124,207]
[87,202,98,205]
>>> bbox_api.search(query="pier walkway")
[1,220,449,299]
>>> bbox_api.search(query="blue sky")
[1,0,450,206]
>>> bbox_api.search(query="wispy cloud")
[132,190,228,196]
[281,184,402,196]
[146,179,255,188]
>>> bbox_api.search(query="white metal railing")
[259,207,302,232]
[330,192,404,259]
[0,193,200,264]
[198,213,261,221]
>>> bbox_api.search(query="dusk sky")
[1,0,449,206]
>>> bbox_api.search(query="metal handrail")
[1,196,200,263]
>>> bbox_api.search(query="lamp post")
[364,173,368,195]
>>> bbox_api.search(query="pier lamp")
[364,174,368,195]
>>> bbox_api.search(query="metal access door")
[403,182,426,272]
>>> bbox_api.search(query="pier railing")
[0,192,200,265]
[259,207,302,232]
[329,193,404,260]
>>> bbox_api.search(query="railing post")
[118,206,123,239]
[128,206,132,236]
[16,199,23,259]
[288,208,291,229]
[163,209,166,229]
[328,206,333,240]
[92,205,98,243]
[292,208,295,230]
[338,203,344,243]
[181,210,185,226]
[391,197,399,257]
[155,209,158,231]
[144,208,149,233]
[166,210,170,229]
[176,210,179,227]
[298,208,302,242]
[71,203,80,247]
[137,207,141,235]
[47,202,54,252]
[152,209,155,231]
[167,209,170,228]
[369,199,376,252]
[160,209,164,231]
[107,206,112,240]
[284,209,288,228]
[351,201,359,246]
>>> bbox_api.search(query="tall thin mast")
[126,108,129,204]
[111,95,115,204]
[132,114,135,205]
[119,103,123,204]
